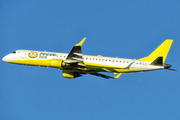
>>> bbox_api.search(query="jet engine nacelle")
[50,59,65,69]
[62,70,82,79]
[50,59,74,69]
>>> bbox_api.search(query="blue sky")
[1,0,180,120]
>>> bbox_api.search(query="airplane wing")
[62,38,123,79]
[89,72,122,79]
[64,38,86,68]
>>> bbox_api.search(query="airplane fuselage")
[2,38,173,79]
[2,50,164,73]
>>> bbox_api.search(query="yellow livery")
[2,38,175,79]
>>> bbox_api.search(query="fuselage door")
[21,51,26,59]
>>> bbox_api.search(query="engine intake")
[50,59,74,69]
[50,59,64,69]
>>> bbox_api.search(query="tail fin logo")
[28,51,38,58]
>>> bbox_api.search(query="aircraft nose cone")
[2,56,6,61]
[2,55,10,62]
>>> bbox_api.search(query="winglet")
[114,73,122,79]
[75,37,86,46]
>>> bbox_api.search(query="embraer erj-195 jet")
[2,38,176,79]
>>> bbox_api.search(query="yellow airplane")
[2,38,176,79]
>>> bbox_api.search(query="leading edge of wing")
[65,38,86,68]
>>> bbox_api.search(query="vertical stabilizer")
[139,39,173,63]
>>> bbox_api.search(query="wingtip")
[114,73,122,79]
[75,37,86,46]
[165,39,173,43]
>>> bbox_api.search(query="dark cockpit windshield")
[12,51,16,53]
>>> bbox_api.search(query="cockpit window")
[12,51,16,53]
